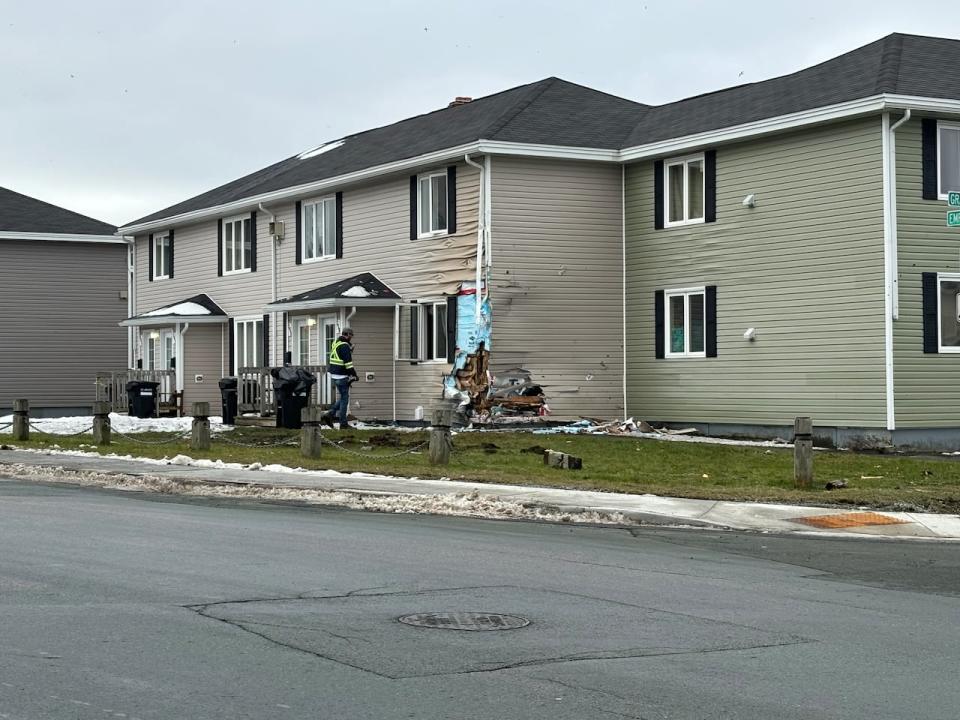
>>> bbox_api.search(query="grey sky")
[2,0,959,226]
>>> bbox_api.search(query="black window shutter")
[447,165,457,234]
[282,312,289,364]
[228,318,235,374]
[654,160,664,230]
[335,192,344,259]
[410,303,419,364]
[262,313,270,366]
[248,212,257,272]
[705,285,718,357]
[168,229,175,279]
[704,150,717,223]
[922,272,939,353]
[922,119,938,200]
[294,200,302,265]
[654,290,665,359]
[409,175,418,240]
[217,219,223,276]
[446,295,458,363]
[148,233,154,282]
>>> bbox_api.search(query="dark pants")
[328,378,351,425]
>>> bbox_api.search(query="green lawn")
[6,427,960,513]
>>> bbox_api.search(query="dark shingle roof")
[273,273,400,305]
[126,78,648,227]
[132,293,226,320]
[127,33,960,228]
[0,186,116,235]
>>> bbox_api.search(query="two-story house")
[119,33,960,448]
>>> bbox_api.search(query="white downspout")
[621,165,628,421]
[889,108,911,321]
[464,153,485,321]
[259,202,279,365]
[178,322,190,393]
[126,237,136,368]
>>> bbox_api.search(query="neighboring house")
[119,32,960,447]
[0,187,127,417]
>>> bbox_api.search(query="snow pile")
[143,301,210,317]
[0,462,633,525]
[0,413,231,435]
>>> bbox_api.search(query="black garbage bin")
[219,377,238,425]
[125,380,160,419]
[270,366,317,429]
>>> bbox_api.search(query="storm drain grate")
[398,612,530,631]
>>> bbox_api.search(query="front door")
[319,316,338,405]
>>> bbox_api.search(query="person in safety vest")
[322,327,357,429]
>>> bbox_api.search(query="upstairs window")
[223,216,251,273]
[302,196,337,261]
[153,233,171,279]
[418,171,448,237]
[665,154,705,226]
[938,121,960,199]
[665,288,706,358]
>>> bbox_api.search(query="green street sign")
[948,211,960,227]
[950,192,960,207]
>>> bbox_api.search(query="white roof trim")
[264,298,400,313]
[120,315,228,327]
[119,93,960,235]
[0,231,127,244]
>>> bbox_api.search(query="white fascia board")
[118,142,483,235]
[0,231,129,244]
[120,315,228,327]
[883,95,960,114]
[265,298,400,313]
[477,140,619,162]
[620,95,888,162]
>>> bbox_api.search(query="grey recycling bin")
[125,380,160,419]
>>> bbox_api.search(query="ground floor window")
[665,288,706,358]
[938,273,960,352]
[394,301,449,362]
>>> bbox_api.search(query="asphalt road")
[1,478,958,720]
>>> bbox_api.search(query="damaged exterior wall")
[625,117,887,429]
[133,162,480,419]
[489,157,625,420]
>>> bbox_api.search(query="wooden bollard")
[429,407,453,466]
[191,402,211,451]
[794,416,813,488]
[301,406,323,459]
[92,401,112,446]
[12,399,29,441]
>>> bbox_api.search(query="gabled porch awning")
[264,272,401,313]
[120,293,228,327]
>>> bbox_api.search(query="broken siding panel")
[894,118,960,427]
[490,157,624,420]
[0,240,127,411]
[625,117,887,427]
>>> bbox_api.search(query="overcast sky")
[3,1,960,227]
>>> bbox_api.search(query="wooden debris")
[543,450,582,470]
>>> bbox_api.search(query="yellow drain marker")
[792,512,907,529]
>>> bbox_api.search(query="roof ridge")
[0,185,115,232]
[875,33,905,94]
[482,77,559,140]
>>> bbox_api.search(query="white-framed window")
[302,196,336,261]
[222,215,251,274]
[234,318,263,368]
[938,121,960,199]
[937,273,960,353]
[665,287,706,358]
[394,301,449,362]
[153,233,171,279]
[664,154,705,227]
[292,317,313,367]
[417,170,448,238]
[145,329,176,370]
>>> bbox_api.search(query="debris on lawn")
[825,480,848,490]
[543,450,582,470]
[520,444,547,455]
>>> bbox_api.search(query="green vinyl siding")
[625,117,887,427]
[893,118,960,427]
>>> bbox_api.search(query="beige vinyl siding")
[625,117,887,427]
[134,162,479,419]
[183,324,225,410]
[0,240,127,412]
[490,157,624,420]
[893,118,960,427]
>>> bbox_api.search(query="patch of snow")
[0,413,231,436]
[297,139,345,160]
[340,285,372,298]
[143,301,210,317]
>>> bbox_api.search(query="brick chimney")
[448,96,473,108]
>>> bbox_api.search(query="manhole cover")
[398,612,530,631]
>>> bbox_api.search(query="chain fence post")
[12,399,29,441]
[429,406,453,466]
[301,406,323,459]
[92,401,112,446]
[191,402,211,451]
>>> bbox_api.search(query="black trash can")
[270,366,317,429]
[219,377,238,425]
[125,380,160,419]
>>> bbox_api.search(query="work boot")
[320,413,335,429]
